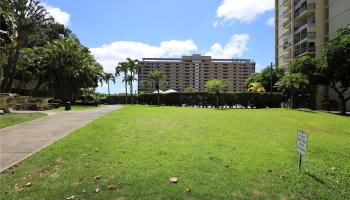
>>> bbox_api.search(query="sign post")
[296,130,308,170]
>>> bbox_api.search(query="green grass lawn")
[1,106,349,199]
[54,105,104,112]
[0,113,47,129]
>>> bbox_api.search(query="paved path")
[0,105,121,172]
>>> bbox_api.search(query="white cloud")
[266,17,275,26]
[90,40,198,73]
[43,4,70,26]
[216,0,274,24]
[213,21,219,28]
[205,34,250,58]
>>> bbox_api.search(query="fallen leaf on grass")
[79,176,85,181]
[66,195,75,200]
[108,185,118,190]
[25,182,32,187]
[85,162,90,168]
[169,177,178,184]
[93,175,101,181]
[95,188,100,193]
[14,184,23,191]
[186,188,192,193]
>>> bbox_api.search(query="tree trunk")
[330,81,349,115]
[107,82,110,95]
[216,93,219,109]
[130,71,133,104]
[339,96,347,115]
[290,90,294,109]
[5,39,22,92]
[125,81,128,104]
[157,89,160,106]
[130,82,133,104]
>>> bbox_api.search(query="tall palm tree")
[126,58,140,104]
[205,79,229,109]
[1,0,53,92]
[115,62,129,104]
[277,73,309,108]
[149,70,165,106]
[141,80,150,93]
[124,75,137,102]
[104,72,115,95]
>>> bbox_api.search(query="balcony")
[294,42,315,57]
[294,3,315,20]
[294,16,315,32]
[294,30,315,45]
[283,19,291,28]
[294,0,305,6]
[283,7,291,18]
[282,0,291,6]
[283,30,291,38]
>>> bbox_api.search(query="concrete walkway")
[0,105,121,172]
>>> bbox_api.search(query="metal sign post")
[296,130,308,170]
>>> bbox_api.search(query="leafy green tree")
[184,86,196,93]
[115,62,129,103]
[290,55,322,109]
[1,0,53,92]
[260,67,285,92]
[320,26,350,115]
[149,70,165,106]
[245,67,284,92]
[41,38,103,102]
[277,73,309,108]
[205,79,229,108]
[104,73,115,95]
[244,73,261,88]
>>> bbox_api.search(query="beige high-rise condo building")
[275,0,350,110]
[138,54,255,93]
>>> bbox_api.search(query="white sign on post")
[296,130,308,155]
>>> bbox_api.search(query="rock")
[170,177,178,183]
[66,195,75,200]
[108,184,118,190]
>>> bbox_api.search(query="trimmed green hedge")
[107,92,283,108]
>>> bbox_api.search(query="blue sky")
[43,0,275,93]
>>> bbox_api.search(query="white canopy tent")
[152,90,164,94]
[163,89,178,94]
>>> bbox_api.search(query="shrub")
[107,92,283,108]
